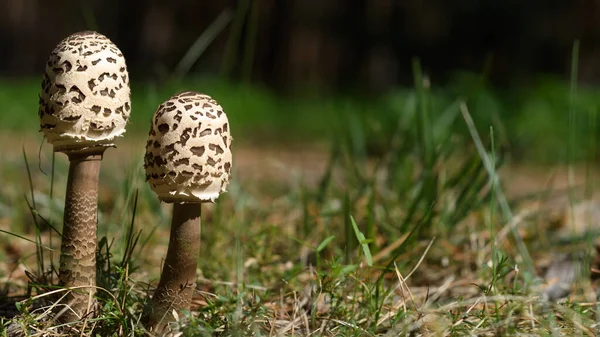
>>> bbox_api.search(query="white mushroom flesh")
[144,92,232,203]
[39,31,131,152]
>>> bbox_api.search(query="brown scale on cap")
[144,91,232,203]
[39,31,131,153]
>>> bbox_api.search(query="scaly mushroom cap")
[144,92,232,203]
[39,31,131,153]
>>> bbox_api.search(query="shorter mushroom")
[143,92,232,333]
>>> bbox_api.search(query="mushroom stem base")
[144,203,201,333]
[57,151,104,322]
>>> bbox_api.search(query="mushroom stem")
[58,151,104,322]
[145,203,201,332]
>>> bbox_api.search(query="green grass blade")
[350,216,373,266]
[366,188,378,255]
[586,106,597,198]
[316,142,339,206]
[459,102,533,273]
[412,58,438,230]
[489,125,498,295]
[344,193,353,264]
[567,40,580,233]
[241,0,260,82]
[171,8,234,81]
[412,58,434,169]
[0,228,55,252]
[22,147,45,275]
[221,0,251,77]
[120,190,140,268]
[317,235,335,252]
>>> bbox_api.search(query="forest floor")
[2,76,600,335]
[2,130,600,336]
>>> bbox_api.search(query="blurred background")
[2,2,600,332]
[2,0,600,163]
[2,1,599,87]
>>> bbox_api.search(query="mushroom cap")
[39,31,131,153]
[144,92,232,203]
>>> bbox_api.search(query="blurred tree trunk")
[261,0,292,89]
[335,0,369,91]
[2,0,39,75]
[116,0,146,76]
[365,0,397,92]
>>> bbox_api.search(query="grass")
[3,71,600,162]
[1,70,600,335]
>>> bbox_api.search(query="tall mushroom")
[143,92,232,333]
[38,31,131,320]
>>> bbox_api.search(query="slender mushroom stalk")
[38,31,131,321]
[149,203,201,325]
[143,92,232,333]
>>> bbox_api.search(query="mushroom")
[38,31,131,320]
[142,91,232,332]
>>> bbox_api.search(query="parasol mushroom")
[38,30,131,321]
[142,91,232,333]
